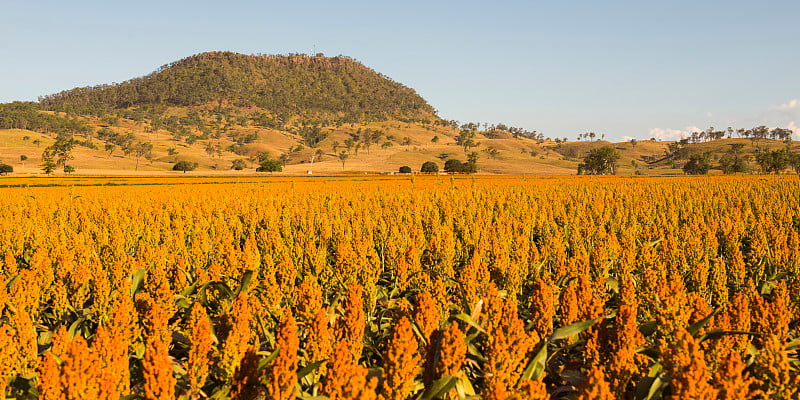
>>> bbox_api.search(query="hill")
[38,52,437,124]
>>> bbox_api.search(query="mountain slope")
[38,52,436,123]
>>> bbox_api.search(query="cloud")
[789,121,800,140]
[648,126,703,141]
[775,99,799,111]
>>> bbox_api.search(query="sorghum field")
[1,175,799,399]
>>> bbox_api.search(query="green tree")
[172,160,198,173]
[41,149,57,174]
[46,134,74,168]
[310,149,324,167]
[256,159,282,172]
[204,142,216,159]
[344,138,355,154]
[443,158,476,174]
[0,163,12,175]
[577,146,620,175]
[231,159,247,170]
[19,155,27,167]
[683,152,713,175]
[756,149,790,174]
[279,153,290,168]
[420,161,439,173]
[789,153,800,174]
[132,142,154,170]
[719,144,748,174]
[338,151,349,170]
[105,143,116,158]
[63,165,75,174]
[444,159,463,173]
[398,166,412,173]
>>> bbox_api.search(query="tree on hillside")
[47,134,75,168]
[19,155,27,167]
[683,152,713,175]
[467,151,479,167]
[421,161,439,173]
[279,153,290,168]
[756,149,790,174]
[231,159,247,170]
[399,166,412,173]
[577,146,619,175]
[310,149,324,168]
[456,130,479,154]
[173,160,198,173]
[719,143,749,174]
[444,156,477,174]
[63,165,75,175]
[204,142,216,159]
[338,151,349,170]
[344,139,355,154]
[257,159,282,173]
[132,142,154,170]
[790,153,800,174]
[41,152,56,174]
[105,143,116,158]
[0,163,12,175]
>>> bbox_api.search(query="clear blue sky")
[2,1,799,141]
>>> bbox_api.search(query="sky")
[1,0,799,141]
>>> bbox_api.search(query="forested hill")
[38,52,437,123]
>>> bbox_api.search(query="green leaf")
[234,269,254,297]
[687,309,717,336]
[639,320,657,337]
[635,363,665,400]
[550,318,599,341]
[297,360,325,380]
[646,238,663,248]
[417,375,457,400]
[604,276,619,293]
[68,317,86,338]
[520,340,548,381]
[130,268,145,298]
[455,313,484,333]
[174,295,192,311]
[259,344,281,370]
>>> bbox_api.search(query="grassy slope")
[2,121,798,176]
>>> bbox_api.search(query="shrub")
[0,163,13,175]
[577,146,619,175]
[444,159,476,174]
[231,159,247,171]
[399,166,412,174]
[420,161,439,173]
[257,160,282,173]
[683,153,712,175]
[173,160,199,173]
